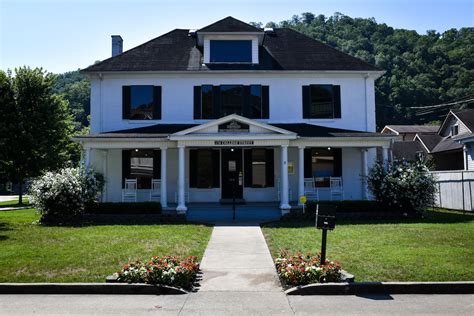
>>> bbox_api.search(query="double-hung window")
[122,85,162,120]
[302,84,341,119]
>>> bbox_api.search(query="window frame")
[309,84,335,119]
[220,85,244,116]
[123,85,161,120]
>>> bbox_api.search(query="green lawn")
[0,198,29,208]
[262,209,474,282]
[0,209,212,283]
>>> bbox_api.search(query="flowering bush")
[275,252,341,286]
[29,167,104,223]
[117,256,199,289]
[367,159,436,213]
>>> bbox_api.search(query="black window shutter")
[262,86,269,119]
[212,86,221,119]
[334,148,342,177]
[333,85,341,118]
[265,149,274,187]
[302,85,310,118]
[193,86,201,119]
[304,148,312,178]
[121,150,131,188]
[122,86,131,119]
[244,149,253,187]
[153,150,161,179]
[189,149,198,188]
[153,86,162,119]
[243,85,251,118]
[212,150,220,188]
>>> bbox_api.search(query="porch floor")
[185,202,283,223]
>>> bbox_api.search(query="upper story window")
[194,85,269,120]
[122,85,162,120]
[210,40,252,63]
[302,84,341,119]
[451,124,459,136]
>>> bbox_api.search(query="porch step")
[186,205,281,223]
[219,199,246,205]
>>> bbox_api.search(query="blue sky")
[1,0,473,73]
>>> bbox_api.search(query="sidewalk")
[180,222,294,314]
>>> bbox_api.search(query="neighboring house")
[75,17,393,214]
[382,109,474,171]
[381,125,439,161]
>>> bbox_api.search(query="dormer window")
[451,124,459,136]
[210,40,252,63]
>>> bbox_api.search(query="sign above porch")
[218,120,249,133]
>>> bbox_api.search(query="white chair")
[304,177,319,201]
[149,179,161,202]
[174,178,189,204]
[122,179,137,202]
[277,177,293,202]
[330,177,343,201]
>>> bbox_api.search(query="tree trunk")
[18,178,23,205]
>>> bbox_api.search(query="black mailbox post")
[315,205,336,265]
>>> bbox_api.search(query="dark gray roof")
[83,18,381,73]
[198,16,262,33]
[385,125,439,134]
[270,123,384,137]
[82,122,388,138]
[392,141,424,161]
[416,133,442,152]
[431,137,463,153]
[453,109,474,132]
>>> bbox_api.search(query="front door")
[221,148,243,199]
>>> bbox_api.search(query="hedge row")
[85,202,162,214]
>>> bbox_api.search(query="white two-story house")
[76,17,393,215]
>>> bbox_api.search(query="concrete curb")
[0,283,187,295]
[285,281,474,295]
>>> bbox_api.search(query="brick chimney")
[111,35,123,57]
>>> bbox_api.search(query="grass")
[0,209,212,283]
[0,198,29,208]
[262,209,474,282]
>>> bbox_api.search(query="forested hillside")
[54,12,474,131]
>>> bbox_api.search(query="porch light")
[328,147,331,150]
[135,149,139,152]
[231,148,234,152]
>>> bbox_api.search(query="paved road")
[0,195,19,202]
[1,294,473,315]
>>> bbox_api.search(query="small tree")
[367,159,437,214]
[0,67,75,204]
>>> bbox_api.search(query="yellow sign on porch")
[299,195,307,204]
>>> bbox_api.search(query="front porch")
[76,115,394,216]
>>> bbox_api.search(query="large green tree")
[0,67,75,203]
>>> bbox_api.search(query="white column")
[298,146,305,205]
[84,147,91,170]
[382,147,389,171]
[102,149,108,202]
[160,147,168,208]
[280,145,291,211]
[361,148,369,200]
[176,145,187,213]
[463,145,468,170]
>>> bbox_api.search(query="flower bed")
[275,252,342,287]
[115,256,199,290]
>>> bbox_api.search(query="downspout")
[99,72,103,133]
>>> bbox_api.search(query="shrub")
[275,252,341,286]
[29,167,104,223]
[86,202,162,214]
[367,159,436,214]
[117,256,199,289]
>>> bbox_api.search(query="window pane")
[310,85,334,118]
[221,85,243,116]
[130,149,153,189]
[201,85,213,119]
[252,149,266,187]
[311,148,334,187]
[250,85,262,118]
[210,40,252,63]
[196,149,214,188]
[130,86,154,120]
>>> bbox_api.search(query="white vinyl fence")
[431,170,474,212]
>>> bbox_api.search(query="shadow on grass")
[0,222,12,241]
[264,209,474,228]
